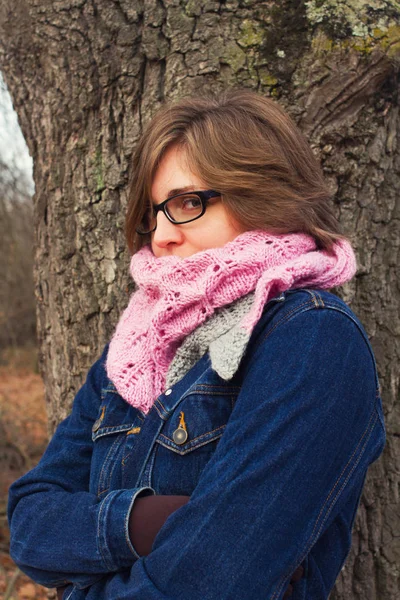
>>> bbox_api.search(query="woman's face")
[150,145,246,258]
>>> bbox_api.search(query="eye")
[180,195,202,210]
[166,194,204,222]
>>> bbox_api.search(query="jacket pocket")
[151,385,239,495]
[157,384,238,455]
[90,385,140,497]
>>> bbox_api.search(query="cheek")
[195,220,242,249]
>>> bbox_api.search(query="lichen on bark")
[306,0,400,43]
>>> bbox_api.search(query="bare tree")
[0,158,35,349]
[0,1,398,598]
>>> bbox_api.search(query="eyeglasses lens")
[136,211,156,235]
[137,194,203,234]
[166,194,203,223]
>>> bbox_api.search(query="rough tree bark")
[0,1,398,598]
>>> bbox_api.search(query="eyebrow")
[166,185,196,199]
[151,185,197,206]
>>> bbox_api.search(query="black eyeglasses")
[135,190,221,235]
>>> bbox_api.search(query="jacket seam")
[156,433,224,455]
[64,588,74,600]
[249,295,380,393]
[306,289,325,308]
[97,435,125,496]
[156,396,168,414]
[157,424,226,453]
[154,399,168,420]
[141,445,157,487]
[97,495,112,571]
[190,384,241,392]
[160,424,226,445]
[270,408,379,600]
[318,305,380,391]
[260,300,314,344]
[93,423,135,440]
[246,299,315,369]
[289,291,380,390]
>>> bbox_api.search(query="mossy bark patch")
[260,0,310,82]
[306,0,400,40]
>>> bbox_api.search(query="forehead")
[151,146,206,202]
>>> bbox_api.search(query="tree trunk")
[0,1,398,597]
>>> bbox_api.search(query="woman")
[8,90,386,599]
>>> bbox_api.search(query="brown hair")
[125,89,345,254]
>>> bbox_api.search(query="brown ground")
[0,347,53,599]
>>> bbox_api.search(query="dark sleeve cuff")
[97,487,155,570]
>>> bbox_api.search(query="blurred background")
[0,73,49,600]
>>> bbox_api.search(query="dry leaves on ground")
[0,348,52,600]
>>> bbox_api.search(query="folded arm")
[7,346,154,588]
[67,308,384,599]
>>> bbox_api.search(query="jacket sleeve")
[70,307,385,600]
[7,345,154,589]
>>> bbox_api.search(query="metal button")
[165,388,172,396]
[173,428,188,444]
[173,411,188,445]
[92,418,102,433]
[92,406,106,433]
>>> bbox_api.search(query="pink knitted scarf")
[106,231,356,413]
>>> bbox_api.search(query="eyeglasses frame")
[135,189,222,235]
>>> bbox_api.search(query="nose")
[151,211,184,251]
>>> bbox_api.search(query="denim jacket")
[8,289,386,600]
